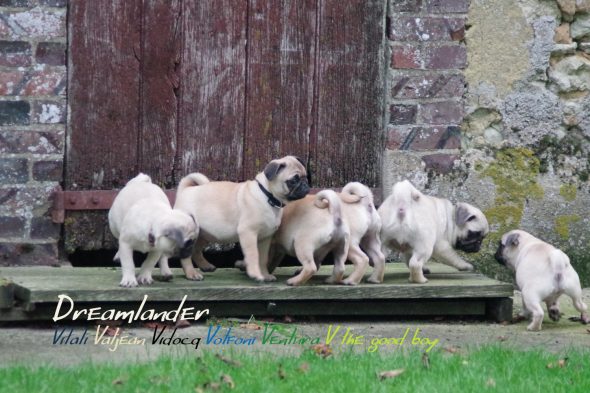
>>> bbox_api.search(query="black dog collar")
[257,181,285,208]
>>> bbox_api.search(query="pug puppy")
[174,156,309,282]
[269,190,349,286]
[108,173,198,287]
[337,182,385,284]
[495,229,589,331]
[378,180,489,284]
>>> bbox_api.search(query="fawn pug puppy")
[108,173,198,287]
[495,229,589,331]
[269,190,349,286]
[337,182,386,284]
[378,180,489,284]
[174,156,309,282]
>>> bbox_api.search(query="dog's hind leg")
[522,290,544,331]
[287,241,317,286]
[564,281,589,324]
[545,294,561,322]
[364,235,386,284]
[343,245,369,285]
[408,251,429,284]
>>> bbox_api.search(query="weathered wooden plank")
[311,0,386,188]
[0,299,489,321]
[139,0,182,187]
[0,278,14,309]
[243,0,316,178]
[179,0,247,181]
[0,264,513,304]
[68,0,141,189]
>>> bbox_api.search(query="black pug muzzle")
[286,178,310,201]
[179,239,195,259]
[494,243,506,266]
[455,230,484,253]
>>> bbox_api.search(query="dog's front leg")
[258,237,276,282]
[158,256,173,281]
[116,243,138,287]
[238,229,265,282]
[433,242,474,271]
[136,251,162,285]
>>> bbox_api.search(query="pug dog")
[378,180,489,284]
[268,190,349,286]
[495,229,589,331]
[108,173,198,287]
[174,156,310,282]
[337,182,386,285]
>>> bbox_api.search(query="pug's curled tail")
[550,248,570,291]
[127,173,152,185]
[340,182,373,205]
[177,173,210,194]
[314,190,343,227]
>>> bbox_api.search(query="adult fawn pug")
[108,173,198,287]
[338,182,386,284]
[378,180,489,284]
[269,190,349,286]
[174,156,309,282]
[495,230,589,331]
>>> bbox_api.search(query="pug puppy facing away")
[378,180,489,284]
[174,156,310,282]
[338,182,386,284]
[108,173,198,287]
[269,190,349,286]
[495,229,589,331]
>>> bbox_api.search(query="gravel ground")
[1,289,588,368]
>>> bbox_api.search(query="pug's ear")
[148,232,155,246]
[506,233,519,247]
[455,204,473,227]
[264,161,286,180]
[295,156,306,167]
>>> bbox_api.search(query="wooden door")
[66,0,386,252]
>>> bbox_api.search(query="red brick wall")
[387,0,468,174]
[0,0,66,265]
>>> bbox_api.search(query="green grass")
[1,346,589,392]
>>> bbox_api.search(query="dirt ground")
[1,289,589,368]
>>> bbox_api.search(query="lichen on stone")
[554,214,580,239]
[559,183,577,201]
[481,148,544,230]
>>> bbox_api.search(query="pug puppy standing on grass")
[378,180,489,284]
[108,173,199,287]
[495,229,589,331]
[268,189,349,286]
[174,156,310,282]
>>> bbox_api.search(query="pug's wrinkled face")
[152,212,198,258]
[264,156,310,202]
[495,231,521,270]
[454,202,489,253]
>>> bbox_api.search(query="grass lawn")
[0,346,589,392]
